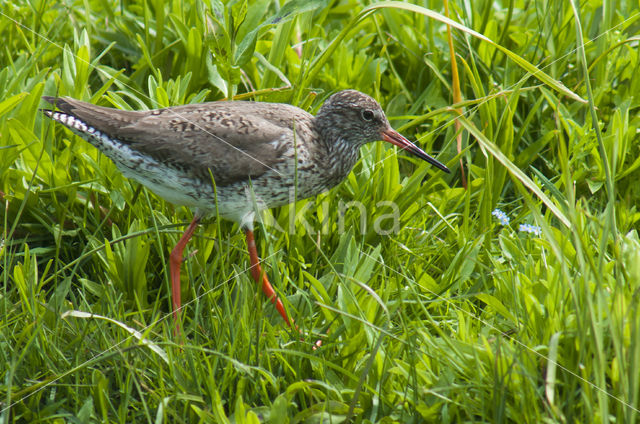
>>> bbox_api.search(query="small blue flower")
[492,208,510,226]
[519,223,541,236]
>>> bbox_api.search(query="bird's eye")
[361,110,375,121]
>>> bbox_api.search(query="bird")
[41,90,450,333]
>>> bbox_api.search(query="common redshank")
[42,90,450,331]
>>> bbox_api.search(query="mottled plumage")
[42,90,449,331]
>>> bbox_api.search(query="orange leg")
[244,229,293,327]
[169,215,201,330]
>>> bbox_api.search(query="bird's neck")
[312,115,363,185]
[320,135,362,187]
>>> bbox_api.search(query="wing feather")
[43,97,315,186]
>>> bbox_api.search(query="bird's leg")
[244,229,293,327]
[170,215,201,330]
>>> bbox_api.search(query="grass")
[2,0,640,422]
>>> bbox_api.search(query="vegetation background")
[1,0,639,422]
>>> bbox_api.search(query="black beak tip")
[382,129,450,174]
[419,151,450,174]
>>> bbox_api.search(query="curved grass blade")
[304,2,586,104]
[455,114,571,228]
[62,310,169,364]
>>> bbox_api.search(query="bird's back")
[42,97,318,186]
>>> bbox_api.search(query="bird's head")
[316,90,450,173]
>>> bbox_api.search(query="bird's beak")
[382,129,450,173]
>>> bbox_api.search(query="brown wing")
[43,97,314,186]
